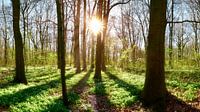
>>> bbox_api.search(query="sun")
[89,18,103,34]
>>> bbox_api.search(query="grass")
[166,70,200,101]
[0,67,199,111]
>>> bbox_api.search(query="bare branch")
[109,0,131,13]
[167,20,200,23]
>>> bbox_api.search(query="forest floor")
[0,66,200,112]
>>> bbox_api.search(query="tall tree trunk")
[101,0,110,71]
[12,0,27,84]
[4,38,7,66]
[142,0,167,111]
[91,33,95,70]
[169,0,174,68]
[72,0,76,67]
[194,23,198,53]
[74,0,81,73]
[94,0,103,79]
[2,0,8,66]
[82,0,87,71]
[56,0,68,106]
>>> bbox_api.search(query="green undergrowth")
[0,67,87,112]
[166,70,200,101]
[0,67,199,111]
[87,69,144,107]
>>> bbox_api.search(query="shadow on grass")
[70,70,92,93]
[105,71,141,99]
[68,70,92,104]
[91,76,112,111]
[105,72,200,111]
[0,78,60,107]
[166,93,200,112]
[41,99,69,112]
[0,82,17,89]
[42,70,92,111]
[0,68,75,89]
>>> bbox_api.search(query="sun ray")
[89,18,103,34]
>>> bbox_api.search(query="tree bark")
[101,0,110,71]
[56,0,68,106]
[142,0,167,111]
[90,33,95,70]
[12,0,27,84]
[74,0,81,73]
[82,0,87,71]
[2,0,8,66]
[169,0,174,68]
[94,0,103,79]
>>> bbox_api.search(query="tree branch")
[167,20,200,23]
[109,0,131,13]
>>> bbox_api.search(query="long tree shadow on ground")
[105,71,141,99]
[41,99,69,112]
[166,93,200,112]
[69,70,92,94]
[0,78,60,107]
[89,76,113,111]
[43,70,92,111]
[0,69,76,108]
[105,71,200,111]
[67,70,92,111]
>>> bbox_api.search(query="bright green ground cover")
[0,67,199,111]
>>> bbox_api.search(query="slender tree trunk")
[102,0,110,71]
[12,0,27,84]
[82,0,87,71]
[4,38,7,66]
[94,0,103,79]
[91,34,95,70]
[2,0,8,66]
[74,0,81,73]
[56,0,68,106]
[194,23,198,53]
[72,0,76,67]
[169,0,174,68]
[142,0,167,111]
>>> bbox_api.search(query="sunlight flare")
[89,18,103,34]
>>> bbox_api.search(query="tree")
[101,0,131,71]
[12,0,27,84]
[2,0,9,66]
[74,0,81,73]
[94,0,103,79]
[82,0,87,71]
[56,0,68,106]
[142,0,167,111]
[168,0,174,68]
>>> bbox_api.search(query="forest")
[0,0,200,112]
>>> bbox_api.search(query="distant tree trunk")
[74,0,81,73]
[142,0,167,111]
[91,34,95,70]
[82,0,87,71]
[194,23,198,53]
[12,0,27,84]
[101,0,110,71]
[2,0,8,66]
[56,0,68,106]
[4,36,7,66]
[169,0,174,68]
[72,0,76,67]
[94,0,103,79]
